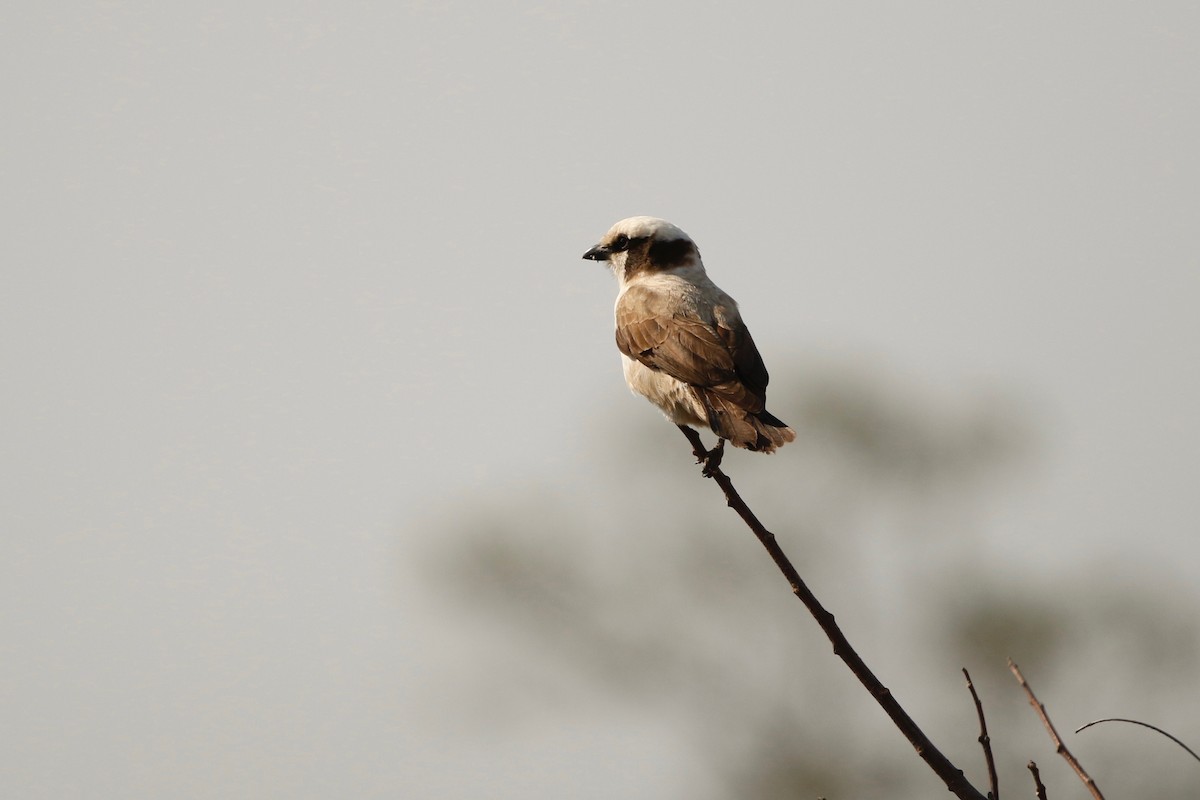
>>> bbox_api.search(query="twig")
[1008,659,1104,800]
[1075,717,1200,764]
[963,668,999,800]
[676,426,987,800]
[1026,761,1048,800]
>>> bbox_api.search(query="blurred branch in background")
[962,668,999,800]
[1010,659,1105,799]
[425,362,1199,799]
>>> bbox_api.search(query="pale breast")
[621,355,708,427]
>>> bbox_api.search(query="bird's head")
[582,216,701,284]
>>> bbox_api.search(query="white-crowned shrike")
[583,216,794,465]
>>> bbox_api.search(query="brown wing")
[615,284,770,406]
[712,302,770,398]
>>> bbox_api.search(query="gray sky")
[3,2,1199,797]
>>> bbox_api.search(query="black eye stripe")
[647,237,693,265]
[611,234,651,253]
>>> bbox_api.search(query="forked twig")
[963,668,999,799]
[1008,659,1104,800]
[677,426,987,800]
[1075,717,1200,764]
[1026,761,1048,800]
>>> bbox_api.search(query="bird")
[582,216,794,468]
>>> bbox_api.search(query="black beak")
[582,244,611,261]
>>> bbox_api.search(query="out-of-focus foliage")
[429,362,1198,799]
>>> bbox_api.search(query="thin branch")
[1026,761,1048,800]
[1075,717,1200,764]
[963,668,999,800]
[1008,659,1104,800]
[676,426,987,800]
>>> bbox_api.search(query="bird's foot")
[701,439,726,478]
[676,425,725,477]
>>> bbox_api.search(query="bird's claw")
[701,439,726,478]
[677,425,724,477]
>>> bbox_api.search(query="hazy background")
[3,2,1199,798]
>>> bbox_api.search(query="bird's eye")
[611,234,631,252]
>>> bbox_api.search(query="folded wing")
[615,284,791,451]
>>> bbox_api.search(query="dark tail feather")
[745,411,796,453]
[755,409,789,429]
[700,391,795,454]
